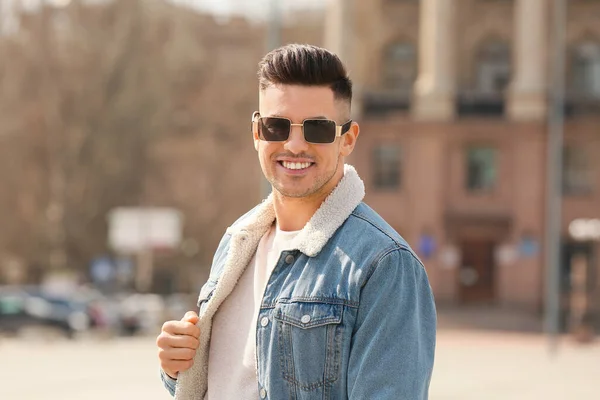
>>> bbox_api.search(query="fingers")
[160,359,194,378]
[156,329,199,378]
[157,331,199,350]
[182,311,199,324]
[161,320,200,339]
[157,311,200,378]
[159,346,197,362]
[167,360,194,374]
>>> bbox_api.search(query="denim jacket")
[162,164,437,400]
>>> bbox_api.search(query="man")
[157,44,436,400]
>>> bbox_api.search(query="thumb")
[182,310,199,324]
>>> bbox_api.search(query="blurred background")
[0,0,599,399]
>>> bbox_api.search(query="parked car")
[0,285,91,339]
[118,292,166,336]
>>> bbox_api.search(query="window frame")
[372,144,403,191]
[465,145,498,194]
[474,39,512,96]
[562,144,594,196]
[381,40,417,94]
[569,40,600,99]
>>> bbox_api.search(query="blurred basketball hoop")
[108,207,183,253]
[107,207,183,292]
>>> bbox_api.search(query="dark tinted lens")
[259,117,290,142]
[303,119,336,144]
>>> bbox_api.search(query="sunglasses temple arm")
[337,120,353,137]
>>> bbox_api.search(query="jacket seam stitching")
[267,297,358,308]
[349,212,409,249]
[363,246,425,285]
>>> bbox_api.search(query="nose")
[283,124,309,155]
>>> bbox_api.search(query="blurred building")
[326,0,600,320]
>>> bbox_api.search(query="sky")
[0,0,327,22]
[0,0,327,33]
[173,0,326,20]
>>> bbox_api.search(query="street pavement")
[0,329,598,399]
[430,329,598,400]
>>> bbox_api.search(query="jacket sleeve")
[347,248,437,399]
[160,368,177,397]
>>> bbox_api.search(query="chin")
[274,184,316,199]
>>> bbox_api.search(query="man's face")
[254,84,359,199]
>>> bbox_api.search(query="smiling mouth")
[278,161,314,171]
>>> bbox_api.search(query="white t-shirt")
[206,223,300,399]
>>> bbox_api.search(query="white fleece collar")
[229,163,365,257]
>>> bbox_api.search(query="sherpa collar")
[227,163,365,256]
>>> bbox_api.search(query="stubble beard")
[269,155,341,200]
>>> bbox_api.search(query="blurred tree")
[0,0,323,288]
[0,0,198,277]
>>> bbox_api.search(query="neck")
[273,192,327,232]
[273,168,344,232]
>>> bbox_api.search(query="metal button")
[284,254,295,264]
[260,317,269,327]
[301,315,311,324]
[260,388,267,399]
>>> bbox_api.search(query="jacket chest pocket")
[273,301,344,391]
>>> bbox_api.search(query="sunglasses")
[252,112,352,144]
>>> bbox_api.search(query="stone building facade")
[326,0,600,320]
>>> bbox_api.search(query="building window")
[475,40,511,95]
[570,41,600,98]
[373,145,401,190]
[458,40,511,116]
[382,42,416,93]
[466,146,497,192]
[363,42,415,116]
[563,145,593,195]
[384,0,419,5]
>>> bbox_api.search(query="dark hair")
[258,44,353,104]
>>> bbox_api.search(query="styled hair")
[258,44,352,104]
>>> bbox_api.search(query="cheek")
[332,142,345,159]
[314,145,341,165]
[256,142,277,160]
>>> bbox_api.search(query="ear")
[340,122,360,157]
[252,111,260,151]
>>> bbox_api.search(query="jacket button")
[260,317,269,327]
[284,254,295,264]
[301,315,311,324]
[260,388,267,399]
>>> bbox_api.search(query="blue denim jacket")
[162,165,436,400]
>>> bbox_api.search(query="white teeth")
[282,161,311,170]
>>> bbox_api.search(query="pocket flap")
[274,302,343,329]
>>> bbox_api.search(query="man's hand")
[157,311,200,380]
